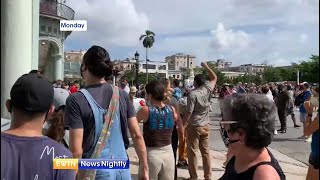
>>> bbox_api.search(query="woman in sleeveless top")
[219,94,286,180]
[303,87,319,180]
[137,80,183,180]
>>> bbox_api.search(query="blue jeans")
[95,169,131,180]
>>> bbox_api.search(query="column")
[54,55,63,80]
[1,0,35,119]
[31,0,40,70]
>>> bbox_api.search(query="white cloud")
[66,0,149,47]
[299,34,308,43]
[209,23,252,51]
[65,0,319,66]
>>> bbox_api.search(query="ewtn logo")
[60,20,87,31]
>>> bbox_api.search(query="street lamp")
[146,59,150,83]
[134,51,139,89]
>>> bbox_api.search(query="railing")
[40,0,75,20]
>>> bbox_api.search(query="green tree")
[139,30,155,83]
[298,55,319,83]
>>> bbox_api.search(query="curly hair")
[221,93,277,149]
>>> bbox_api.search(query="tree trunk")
[146,47,149,83]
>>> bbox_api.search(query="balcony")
[40,0,75,20]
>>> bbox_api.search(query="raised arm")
[201,62,217,90]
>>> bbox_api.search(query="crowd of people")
[1,45,318,180]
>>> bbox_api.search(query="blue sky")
[65,0,319,66]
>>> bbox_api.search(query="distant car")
[132,98,146,113]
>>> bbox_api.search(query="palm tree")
[139,30,155,83]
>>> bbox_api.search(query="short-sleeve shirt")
[64,83,136,154]
[1,133,74,180]
[299,90,312,113]
[186,86,212,127]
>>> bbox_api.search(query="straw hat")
[130,86,137,93]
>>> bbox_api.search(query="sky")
[65,0,319,66]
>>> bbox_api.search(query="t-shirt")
[299,90,312,113]
[186,86,212,127]
[64,83,136,154]
[69,85,78,94]
[1,133,74,180]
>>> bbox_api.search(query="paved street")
[131,98,312,165]
[128,98,311,179]
[208,98,311,165]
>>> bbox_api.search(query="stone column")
[54,54,63,80]
[1,0,35,119]
[32,0,40,70]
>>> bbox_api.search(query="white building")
[239,64,267,74]
[165,53,196,70]
[221,71,245,80]
[113,59,168,78]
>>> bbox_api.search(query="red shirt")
[69,86,78,94]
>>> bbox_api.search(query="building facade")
[64,49,86,80]
[113,59,168,78]
[1,0,74,119]
[239,64,267,74]
[221,71,245,80]
[165,53,196,70]
[216,59,232,70]
[39,0,74,81]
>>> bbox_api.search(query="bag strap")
[92,85,120,158]
[77,85,120,180]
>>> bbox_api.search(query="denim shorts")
[299,112,307,123]
[309,154,319,170]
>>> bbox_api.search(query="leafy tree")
[261,55,319,83]
[139,30,155,83]
[298,55,319,83]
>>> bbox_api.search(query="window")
[142,64,156,69]
[48,27,52,33]
[54,28,57,33]
[177,75,180,79]
[158,65,166,70]
[40,25,45,32]
[173,75,176,78]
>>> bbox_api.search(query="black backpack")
[294,92,305,106]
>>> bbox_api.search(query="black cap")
[10,74,54,113]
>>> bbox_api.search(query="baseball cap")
[53,88,69,110]
[10,73,54,112]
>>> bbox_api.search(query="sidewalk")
[127,146,308,180]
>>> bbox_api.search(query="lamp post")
[146,59,150,83]
[134,51,140,89]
